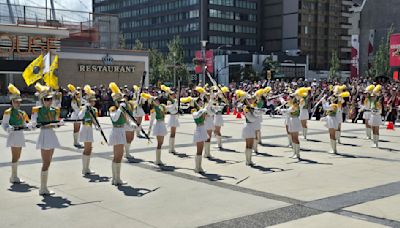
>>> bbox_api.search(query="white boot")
[112,162,126,185]
[294,143,301,160]
[10,162,24,184]
[245,148,254,166]
[203,142,211,158]
[82,155,93,175]
[253,139,259,153]
[169,137,176,153]
[124,143,133,159]
[111,162,117,185]
[290,144,298,159]
[372,134,379,148]
[73,133,82,147]
[366,128,371,139]
[257,131,262,145]
[303,128,308,140]
[336,131,341,144]
[330,139,337,154]
[216,135,222,149]
[194,155,204,173]
[287,134,293,148]
[39,171,54,195]
[155,149,163,165]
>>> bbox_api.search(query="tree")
[262,55,278,79]
[133,39,144,50]
[369,25,394,78]
[329,51,340,81]
[165,36,189,87]
[149,49,166,85]
[119,33,125,49]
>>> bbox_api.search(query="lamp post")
[200,40,208,86]
[215,44,231,84]
[173,52,177,88]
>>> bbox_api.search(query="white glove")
[119,103,126,108]
[27,123,33,130]
[7,126,14,133]
[59,119,65,126]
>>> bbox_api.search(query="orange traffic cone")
[387,121,395,130]
[144,114,150,121]
[236,112,242,119]
[226,107,230,115]
[233,108,237,115]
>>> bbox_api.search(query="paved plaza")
[1,115,400,228]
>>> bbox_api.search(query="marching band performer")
[163,85,180,154]
[362,85,375,140]
[192,106,208,173]
[2,84,31,184]
[132,85,146,138]
[108,82,128,186]
[123,93,136,159]
[322,96,339,154]
[369,85,383,148]
[280,89,303,160]
[236,90,257,166]
[299,87,312,140]
[148,93,168,165]
[31,83,62,195]
[68,84,83,148]
[78,85,98,175]
[334,85,347,144]
[214,86,229,149]
[197,87,215,159]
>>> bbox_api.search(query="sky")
[2,0,92,12]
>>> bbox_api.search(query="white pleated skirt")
[7,131,26,147]
[36,128,60,150]
[363,111,371,120]
[124,123,136,132]
[108,127,127,146]
[79,125,94,143]
[242,122,256,139]
[214,114,224,127]
[70,111,79,120]
[288,117,302,133]
[193,125,209,143]
[325,116,339,129]
[300,109,309,120]
[254,117,262,131]
[168,115,180,128]
[369,113,382,126]
[153,121,168,136]
[133,107,145,117]
[205,116,215,131]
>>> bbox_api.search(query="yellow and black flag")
[22,54,43,86]
[43,55,59,90]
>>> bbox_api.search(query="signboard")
[390,33,400,67]
[350,35,359,79]
[0,34,60,57]
[78,54,136,73]
[195,50,214,74]
[368,29,375,69]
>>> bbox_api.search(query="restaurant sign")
[78,54,135,73]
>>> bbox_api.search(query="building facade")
[93,0,261,62]
[262,0,353,72]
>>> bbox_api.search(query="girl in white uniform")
[2,84,31,184]
[151,96,168,165]
[333,85,347,144]
[68,84,83,148]
[299,87,311,140]
[192,108,208,173]
[204,93,216,158]
[78,85,98,175]
[362,85,375,139]
[31,83,62,195]
[163,85,180,154]
[322,96,339,154]
[213,86,229,149]
[369,85,383,148]
[108,82,128,186]
[281,92,302,160]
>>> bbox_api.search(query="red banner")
[368,30,375,69]
[351,35,359,79]
[390,33,400,67]
[195,50,214,74]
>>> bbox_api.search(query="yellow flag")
[43,55,59,90]
[22,54,43,86]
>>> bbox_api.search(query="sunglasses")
[44,98,53,101]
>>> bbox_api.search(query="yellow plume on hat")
[133,85,139,92]
[255,89,264,97]
[329,85,333,92]
[35,82,49,93]
[339,91,350,98]
[235,89,247,99]
[180,97,192,103]
[195,86,206,94]
[295,87,309,97]
[141,92,152,100]
[84,85,95,96]
[67,84,76,93]
[109,82,121,95]
[8,84,20,95]
[264,87,272,94]
[373,85,382,94]
[221,86,229,93]
[365,85,375,93]
[161,85,171,93]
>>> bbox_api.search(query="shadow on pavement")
[306,139,323,143]
[84,174,111,183]
[206,157,241,165]
[255,152,283,158]
[171,151,192,159]
[340,143,360,147]
[117,186,159,197]
[218,148,240,153]
[37,195,73,210]
[289,158,333,165]
[250,165,287,174]
[8,183,38,193]
[199,172,237,182]
[126,157,145,164]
